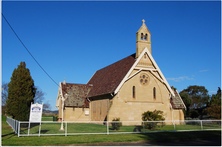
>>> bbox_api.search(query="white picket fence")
[6,116,221,137]
[6,117,19,135]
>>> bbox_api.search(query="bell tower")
[136,19,151,58]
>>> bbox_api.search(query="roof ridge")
[62,83,91,86]
[96,53,136,72]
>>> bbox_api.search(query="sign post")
[28,102,43,136]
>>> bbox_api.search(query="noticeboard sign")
[29,103,43,122]
[85,110,89,116]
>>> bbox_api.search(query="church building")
[56,20,186,123]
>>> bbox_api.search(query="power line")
[2,13,59,87]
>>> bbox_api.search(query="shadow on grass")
[35,130,49,134]
[109,125,142,132]
[137,131,221,143]
[2,132,17,139]
[133,126,142,132]
[109,128,117,131]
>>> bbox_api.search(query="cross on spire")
[63,78,66,84]
[142,19,145,24]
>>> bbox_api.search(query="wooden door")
[91,99,109,121]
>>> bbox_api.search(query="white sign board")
[29,103,43,122]
[85,110,89,116]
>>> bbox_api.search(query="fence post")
[17,120,18,134]
[65,122,67,136]
[15,120,17,134]
[38,122,41,137]
[28,122,30,136]
[173,121,176,132]
[143,122,145,133]
[201,120,203,131]
[18,121,20,137]
[107,121,109,135]
[13,119,15,133]
[14,119,16,132]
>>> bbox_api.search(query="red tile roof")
[61,83,92,107]
[87,54,136,98]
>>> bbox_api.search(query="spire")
[136,19,151,58]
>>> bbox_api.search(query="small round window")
[140,73,149,86]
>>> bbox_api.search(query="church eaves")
[170,89,186,110]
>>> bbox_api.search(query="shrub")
[190,110,199,118]
[111,118,122,130]
[53,115,58,121]
[142,110,165,130]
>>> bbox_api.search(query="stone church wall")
[63,107,89,121]
[107,69,183,125]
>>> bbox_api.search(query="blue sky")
[2,1,221,111]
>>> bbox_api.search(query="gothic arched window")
[133,86,135,98]
[144,34,147,41]
[153,87,156,100]
[141,33,143,40]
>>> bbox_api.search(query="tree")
[205,105,221,119]
[180,92,192,110]
[179,92,192,117]
[171,86,177,91]
[181,85,210,109]
[33,86,45,104]
[205,87,221,119]
[190,110,199,118]
[43,102,51,111]
[1,82,8,106]
[2,83,45,105]
[142,110,165,130]
[6,62,36,121]
[2,83,45,112]
[209,87,221,106]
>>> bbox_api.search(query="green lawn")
[41,116,53,121]
[2,115,221,146]
[18,121,221,136]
